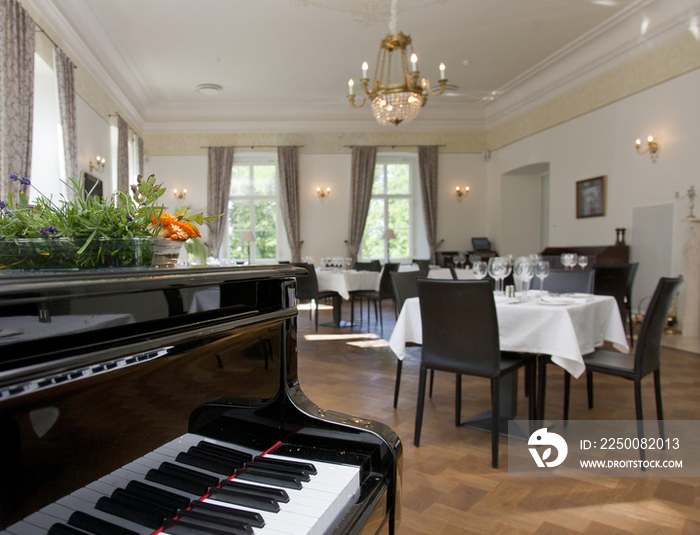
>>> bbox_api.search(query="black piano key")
[207,488,280,513]
[158,462,220,488]
[187,446,246,469]
[47,524,87,535]
[235,466,303,489]
[175,452,236,476]
[67,511,139,535]
[145,469,209,496]
[219,479,289,503]
[162,519,246,535]
[253,456,318,475]
[244,460,310,482]
[176,511,253,535]
[94,496,164,529]
[110,488,178,519]
[195,442,252,464]
[188,501,264,528]
[124,480,191,510]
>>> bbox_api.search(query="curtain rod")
[200,145,304,149]
[342,144,446,148]
[35,27,77,68]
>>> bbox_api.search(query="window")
[228,159,278,263]
[362,157,414,262]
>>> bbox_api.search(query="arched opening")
[499,163,550,256]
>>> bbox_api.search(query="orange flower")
[151,213,201,241]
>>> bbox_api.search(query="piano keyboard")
[3,433,361,535]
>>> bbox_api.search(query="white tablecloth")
[427,268,475,280]
[388,293,628,378]
[316,269,381,300]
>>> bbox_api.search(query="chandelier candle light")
[347,0,447,126]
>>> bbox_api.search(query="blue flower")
[0,200,6,210]
[126,215,133,222]
[9,174,30,185]
[40,226,59,237]
[9,174,18,181]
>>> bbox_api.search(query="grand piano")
[0,265,402,535]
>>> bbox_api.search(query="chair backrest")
[532,269,595,293]
[626,262,639,305]
[593,264,632,316]
[290,262,318,300]
[448,265,458,280]
[390,271,421,311]
[635,276,683,377]
[354,260,381,272]
[412,259,431,276]
[379,263,400,298]
[418,279,501,377]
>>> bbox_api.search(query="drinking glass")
[578,255,588,270]
[536,260,550,293]
[471,261,488,279]
[513,257,535,298]
[488,256,510,294]
[560,253,578,270]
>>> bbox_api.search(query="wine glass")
[513,257,535,298]
[578,255,588,270]
[536,260,550,294]
[471,261,488,279]
[560,253,578,270]
[488,256,510,294]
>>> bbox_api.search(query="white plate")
[537,300,574,306]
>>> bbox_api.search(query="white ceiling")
[25,0,700,132]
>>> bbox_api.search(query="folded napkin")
[539,295,594,304]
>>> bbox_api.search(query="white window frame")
[226,153,284,264]
[360,153,417,263]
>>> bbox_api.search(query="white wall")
[500,174,541,256]
[488,67,700,325]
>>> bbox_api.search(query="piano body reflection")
[0,266,401,535]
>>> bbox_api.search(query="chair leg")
[350,297,355,328]
[586,370,594,409]
[491,377,500,469]
[314,301,319,332]
[537,357,547,423]
[414,366,429,447]
[429,369,435,398]
[455,374,462,426]
[634,379,646,465]
[563,371,571,423]
[654,369,665,441]
[628,306,635,349]
[378,300,383,337]
[393,359,403,409]
[527,363,537,432]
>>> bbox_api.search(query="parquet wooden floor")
[295,301,700,535]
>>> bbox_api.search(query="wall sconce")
[455,186,470,202]
[635,136,659,162]
[316,187,331,200]
[89,155,106,172]
[173,188,187,199]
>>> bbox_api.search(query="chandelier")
[347,0,447,126]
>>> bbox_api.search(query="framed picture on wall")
[576,175,606,218]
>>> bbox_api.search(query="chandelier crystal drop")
[347,0,447,126]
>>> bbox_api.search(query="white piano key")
[3,521,47,535]
[204,497,320,535]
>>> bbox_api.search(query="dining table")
[389,291,629,434]
[315,268,382,327]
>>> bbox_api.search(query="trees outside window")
[228,161,278,263]
[362,158,413,262]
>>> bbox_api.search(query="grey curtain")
[135,134,144,177]
[117,115,129,192]
[54,47,77,182]
[346,146,377,265]
[418,146,439,263]
[277,146,302,262]
[207,147,234,257]
[0,0,35,202]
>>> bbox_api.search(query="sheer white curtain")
[0,0,35,201]
[277,146,302,262]
[346,146,377,265]
[206,147,234,258]
[54,47,77,183]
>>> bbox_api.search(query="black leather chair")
[412,259,431,276]
[413,279,537,468]
[354,260,381,272]
[390,270,423,409]
[563,277,683,458]
[593,264,631,318]
[350,263,399,336]
[625,263,640,347]
[291,263,339,331]
[530,269,595,293]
